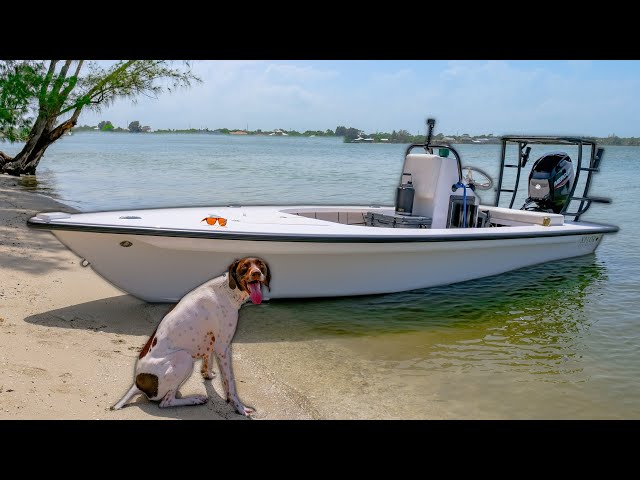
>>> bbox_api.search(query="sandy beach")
[0,174,315,420]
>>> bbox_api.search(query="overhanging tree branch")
[38,60,58,103]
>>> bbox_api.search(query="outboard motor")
[522,152,574,213]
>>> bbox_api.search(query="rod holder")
[594,147,604,169]
[425,118,436,148]
[521,146,531,167]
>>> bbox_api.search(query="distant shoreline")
[69,127,640,146]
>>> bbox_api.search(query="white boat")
[28,123,618,303]
[351,136,374,143]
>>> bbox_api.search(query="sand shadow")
[24,295,173,336]
[22,294,316,343]
[109,379,250,420]
[0,206,83,276]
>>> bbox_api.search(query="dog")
[111,257,270,416]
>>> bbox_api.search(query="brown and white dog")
[111,257,270,416]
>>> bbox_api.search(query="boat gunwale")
[27,217,619,243]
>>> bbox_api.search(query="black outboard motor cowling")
[523,152,574,214]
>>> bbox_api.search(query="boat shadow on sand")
[25,255,608,347]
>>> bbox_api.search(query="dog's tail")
[111,384,142,410]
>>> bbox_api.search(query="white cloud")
[567,60,593,69]
[372,68,414,83]
[264,63,338,82]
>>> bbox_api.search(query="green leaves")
[0,61,45,142]
[75,60,200,114]
[1,59,200,174]
[1,60,200,143]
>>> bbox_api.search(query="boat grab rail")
[563,196,612,218]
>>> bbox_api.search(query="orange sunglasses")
[201,216,227,226]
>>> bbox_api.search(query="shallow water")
[7,132,639,418]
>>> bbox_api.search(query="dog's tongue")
[248,282,262,304]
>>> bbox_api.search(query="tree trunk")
[0,117,76,176]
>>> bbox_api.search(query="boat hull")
[51,229,607,302]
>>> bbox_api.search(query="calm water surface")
[7,132,639,418]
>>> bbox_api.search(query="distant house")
[230,130,248,135]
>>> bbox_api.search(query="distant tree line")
[69,122,640,146]
[74,120,152,133]
[598,134,640,146]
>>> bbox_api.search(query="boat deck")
[28,205,618,242]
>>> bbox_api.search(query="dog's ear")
[228,259,241,290]
[262,260,271,291]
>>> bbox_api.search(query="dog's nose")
[248,267,263,280]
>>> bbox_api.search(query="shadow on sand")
[114,381,251,420]
[22,291,313,345]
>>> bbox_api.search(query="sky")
[77,60,640,137]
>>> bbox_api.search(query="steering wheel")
[462,166,493,191]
